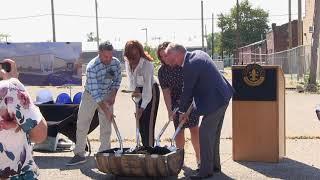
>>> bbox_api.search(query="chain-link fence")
[266,46,310,79]
[235,45,320,83]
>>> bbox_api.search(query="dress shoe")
[190,173,213,179]
[196,167,220,173]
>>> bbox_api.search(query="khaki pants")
[74,91,112,157]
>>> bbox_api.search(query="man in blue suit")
[164,43,233,179]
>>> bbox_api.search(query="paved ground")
[26,75,320,179]
[34,139,320,180]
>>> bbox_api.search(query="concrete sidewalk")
[34,139,320,179]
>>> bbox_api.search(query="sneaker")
[66,155,86,166]
[57,138,73,149]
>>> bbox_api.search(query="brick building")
[303,0,315,46]
[266,20,299,54]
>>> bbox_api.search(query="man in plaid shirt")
[67,41,122,166]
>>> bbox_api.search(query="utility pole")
[297,0,303,80]
[205,25,208,42]
[236,0,240,64]
[201,0,204,51]
[141,28,148,45]
[95,0,100,48]
[288,0,292,49]
[212,13,214,59]
[51,0,56,42]
[95,0,100,47]
[308,0,320,87]
[221,27,224,60]
[298,0,302,46]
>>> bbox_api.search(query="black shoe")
[190,173,213,179]
[66,155,86,166]
[213,167,221,173]
[196,163,200,172]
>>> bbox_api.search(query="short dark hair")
[157,41,171,64]
[98,41,113,51]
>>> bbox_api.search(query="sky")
[0,0,304,50]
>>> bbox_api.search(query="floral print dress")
[158,65,199,129]
[0,78,43,179]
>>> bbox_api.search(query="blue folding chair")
[73,92,82,104]
[56,93,72,104]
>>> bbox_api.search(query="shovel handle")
[155,108,179,146]
[171,103,194,146]
[132,96,141,148]
[171,121,184,146]
[136,117,140,148]
[155,120,170,146]
[111,116,123,152]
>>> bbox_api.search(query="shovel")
[155,108,179,147]
[126,93,142,153]
[168,103,195,152]
[111,115,123,155]
[167,121,184,152]
[100,103,123,155]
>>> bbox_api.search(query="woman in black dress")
[157,42,200,167]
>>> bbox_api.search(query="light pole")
[212,13,214,59]
[236,0,240,64]
[141,28,148,45]
[288,0,292,49]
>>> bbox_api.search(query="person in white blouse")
[124,40,160,147]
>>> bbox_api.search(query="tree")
[0,33,10,42]
[206,32,222,58]
[86,32,100,42]
[307,0,320,91]
[217,0,269,55]
[143,44,161,73]
[217,13,236,56]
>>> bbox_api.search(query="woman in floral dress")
[0,59,47,179]
[157,42,200,168]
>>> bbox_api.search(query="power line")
[0,13,304,21]
[0,14,50,20]
[0,13,215,21]
[56,13,215,21]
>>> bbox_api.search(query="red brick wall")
[271,20,298,53]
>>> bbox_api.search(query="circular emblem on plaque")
[243,64,265,87]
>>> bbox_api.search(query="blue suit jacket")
[179,51,233,116]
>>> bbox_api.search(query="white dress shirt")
[125,57,156,109]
